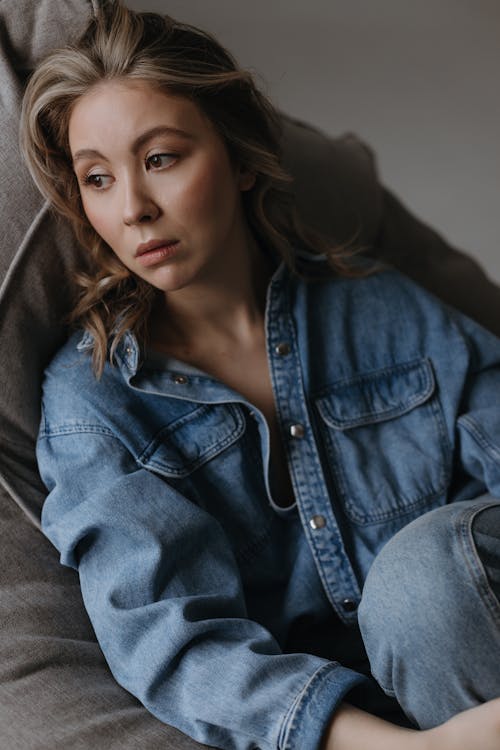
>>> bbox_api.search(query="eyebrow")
[72,125,194,163]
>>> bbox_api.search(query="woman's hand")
[322,698,500,750]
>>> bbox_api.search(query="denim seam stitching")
[138,405,246,477]
[279,663,334,750]
[317,363,434,429]
[315,356,432,392]
[39,423,116,438]
[314,357,433,421]
[459,415,500,462]
[140,404,213,450]
[323,394,449,525]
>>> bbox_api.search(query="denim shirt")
[37,261,500,750]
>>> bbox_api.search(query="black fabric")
[471,505,500,603]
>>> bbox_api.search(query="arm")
[322,703,422,750]
[38,428,367,750]
[322,700,500,750]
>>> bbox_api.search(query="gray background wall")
[127,0,500,283]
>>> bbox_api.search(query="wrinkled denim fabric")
[37,261,500,750]
[359,496,500,729]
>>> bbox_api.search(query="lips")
[135,239,178,257]
[135,239,180,268]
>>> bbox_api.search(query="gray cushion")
[0,0,95,521]
[0,484,207,749]
[0,0,98,77]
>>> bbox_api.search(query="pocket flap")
[316,358,435,430]
[139,403,245,477]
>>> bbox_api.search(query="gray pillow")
[0,1,94,523]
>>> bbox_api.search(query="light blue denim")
[37,260,500,750]
[358,496,500,729]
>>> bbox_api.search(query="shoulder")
[294,265,500,366]
[333,266,446,306]
[43,330,104,390]
[296,265,456,323]
[344,267,500,347]
[40,330,125,431]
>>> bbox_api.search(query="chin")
[147,271,194,294]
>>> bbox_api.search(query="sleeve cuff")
[278,662,369,750]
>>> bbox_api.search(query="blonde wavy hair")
[21,1,369,377]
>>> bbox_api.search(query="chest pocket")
[137,403,245,478]
[315,358,450,525]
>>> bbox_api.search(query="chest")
[153,339,295,508]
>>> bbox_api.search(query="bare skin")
[149,249,296,509]
[322,699,500,750]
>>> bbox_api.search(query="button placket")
[266,272,361,623]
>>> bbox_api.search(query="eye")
[145,153,177,170]
[82,172,113,190]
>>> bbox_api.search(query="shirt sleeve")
[37,427,367,750]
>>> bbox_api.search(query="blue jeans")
[357,496,500,729]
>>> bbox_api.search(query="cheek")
[81,198,115,243]
[171,156,239,227]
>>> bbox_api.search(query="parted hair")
[21,0,367,377]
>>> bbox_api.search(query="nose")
[122,174,160,226]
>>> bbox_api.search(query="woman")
[20,2,500,749]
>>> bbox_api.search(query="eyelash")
[81,152,178,189]
[82,173,110,189]
[145,152,178,170]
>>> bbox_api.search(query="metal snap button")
[309,514,326,530]
[173,374,188,385]
[275,342,291,356]
[341,599,358,612]
[290,423,305,439]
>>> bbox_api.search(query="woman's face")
[68,79,256,293]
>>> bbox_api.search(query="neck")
[150,236,275,351]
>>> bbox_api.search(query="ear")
[237,167,256,192]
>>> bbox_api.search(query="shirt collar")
[76,328,141,375]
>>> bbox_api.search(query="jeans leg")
[357,496,500,729]
[471,504,500,603]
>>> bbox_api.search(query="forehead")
[68,79,211,152]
